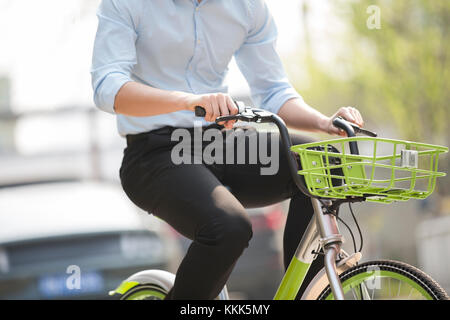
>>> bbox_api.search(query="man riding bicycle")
[91,0,364,300]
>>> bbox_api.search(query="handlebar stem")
[269,114,314,198]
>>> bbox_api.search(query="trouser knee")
[197,214,253,256]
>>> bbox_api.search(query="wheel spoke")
[351,287,358,300]
[360,282,371,300]
[407,287,414,299]
[396,279,402,298]
[371,284,375,300]
[388,277,391,298]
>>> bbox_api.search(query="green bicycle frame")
[274,257,312,300]
[273,198,345,300]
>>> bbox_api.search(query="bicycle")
[109,102,449,300]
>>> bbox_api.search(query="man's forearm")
[278,98,330,133]
[113,82,238,128]
[114,81,191,117]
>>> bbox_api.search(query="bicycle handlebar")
[332,117,359,155]
[194,104,313,197]
[194,102,377,198]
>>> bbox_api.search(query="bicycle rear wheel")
[120,284,167,300]
[318,260,448,300]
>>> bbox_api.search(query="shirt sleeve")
[90,0,140,114]
[234,0,303,114]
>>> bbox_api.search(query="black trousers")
[119,124,323,299]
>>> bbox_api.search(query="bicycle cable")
[319,199,364,255]
[349,203,364,253]
[335,205,358,254]
[347,203,365,300]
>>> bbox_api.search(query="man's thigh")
[151,163,250,241]
[121,143,248,241]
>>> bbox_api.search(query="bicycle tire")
[318,260,449,300]
[119,284,168,300]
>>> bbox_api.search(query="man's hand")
[324,106,364,136]
[185,93,238,129]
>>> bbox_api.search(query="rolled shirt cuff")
[93,72,132,114]
[260,85,303,114]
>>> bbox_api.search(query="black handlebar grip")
[195,101,245,118]
[195,106,206,117]
[332,116,356,137]
[332,116,360,155]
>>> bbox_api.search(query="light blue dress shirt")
[91,0,302,137]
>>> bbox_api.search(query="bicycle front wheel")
[318,260,448,300]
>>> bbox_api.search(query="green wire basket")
[291,137,448,203]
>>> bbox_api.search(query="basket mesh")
[291,137,448,203]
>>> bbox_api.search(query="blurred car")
[0,179,182,300]
[176,203,287,299]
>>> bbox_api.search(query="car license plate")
[38,270,104,298]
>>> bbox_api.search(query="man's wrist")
[317,115,331,134]
[173,91,194,111]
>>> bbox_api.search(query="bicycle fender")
[300,252,362,300]
[109,269,176,296]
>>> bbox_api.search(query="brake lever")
[335,117,377,137]
[196,102,275,124]
[215,114,251,123]
[350,123,377,137]
[215,107,273,124]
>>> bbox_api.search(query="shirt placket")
[186,0,205,93]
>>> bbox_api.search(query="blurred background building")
[0,0,449,299]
